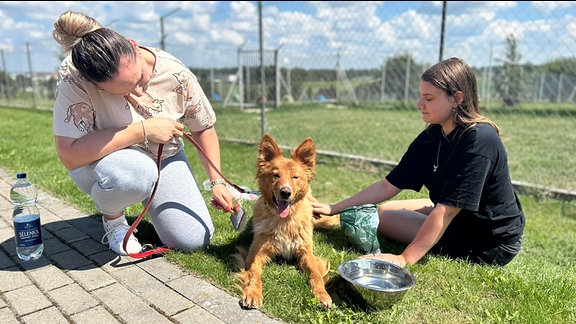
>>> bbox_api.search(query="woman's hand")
[143,116,184,144]
[311,201,333,216]
[359,253,407,267]
[210,184,235,213]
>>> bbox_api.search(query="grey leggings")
[68,147,214,251]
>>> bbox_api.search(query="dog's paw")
[241,292,263,309]
[317,292,332,309]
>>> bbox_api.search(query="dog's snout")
[280,187,292,199]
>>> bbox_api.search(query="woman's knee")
[378,198,434,214]
[94,150,158,194]
[152,208,215,251]
[164,228,214,251]
[376,200,431,244]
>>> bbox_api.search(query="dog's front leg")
[298,251,332,308]
[240,241,275,309]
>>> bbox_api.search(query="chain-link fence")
[1,1,575,195]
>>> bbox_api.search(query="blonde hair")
[52,10,136,83]
[52,10,102,53]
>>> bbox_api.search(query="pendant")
[433,165,438,172]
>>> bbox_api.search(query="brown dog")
[236,134,339,309]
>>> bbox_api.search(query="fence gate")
[223,47,280,109]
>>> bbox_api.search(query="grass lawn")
[0,106,575,323]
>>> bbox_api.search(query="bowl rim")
[337,258,416,292]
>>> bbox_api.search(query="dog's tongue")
[277,200,290,218]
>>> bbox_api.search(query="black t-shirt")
[386,123,525,254]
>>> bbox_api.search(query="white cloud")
[532,1,576,14]
[0,1,574,73]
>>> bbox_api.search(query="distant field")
[211,103,576,195]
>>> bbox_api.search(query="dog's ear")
[293,137,316,179]
[258,134,283,164]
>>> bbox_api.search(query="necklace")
[433,141,441,172]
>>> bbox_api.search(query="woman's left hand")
[210,184,235,213]
[359,253,407,267]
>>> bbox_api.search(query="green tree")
[544,57,576,76]
[382,54,425,102]
[494,34,522,106]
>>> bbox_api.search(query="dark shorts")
[432,238,522,266]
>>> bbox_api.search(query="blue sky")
[0,1,575,73]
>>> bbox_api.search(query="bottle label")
[14,216,42,247]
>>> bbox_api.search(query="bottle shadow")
[0,214,134,272]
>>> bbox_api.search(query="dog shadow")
[172,194,417,311]
[198,216,255,274]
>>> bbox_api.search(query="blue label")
[14,216,42,247]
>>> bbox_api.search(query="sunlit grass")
[1,106,574,323]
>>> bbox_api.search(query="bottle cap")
[16,173,27,179]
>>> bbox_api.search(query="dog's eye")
[272,174,280,178]
[293,175,300,179]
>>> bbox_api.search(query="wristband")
[210,179,226,188]
[140,120,149,150]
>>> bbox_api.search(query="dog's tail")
[312,214,340,229]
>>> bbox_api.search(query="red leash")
[122,132,246,258]
[181,132,246,194]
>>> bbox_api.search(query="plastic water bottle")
[10,172,43,261]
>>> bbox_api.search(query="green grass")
[1,106,575,323]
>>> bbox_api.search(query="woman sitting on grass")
[312,57,525,267]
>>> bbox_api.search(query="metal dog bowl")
[338,258,416,309]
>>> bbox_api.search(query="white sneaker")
[101,215,142,255]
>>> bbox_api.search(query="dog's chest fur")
[252,197,314,259]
